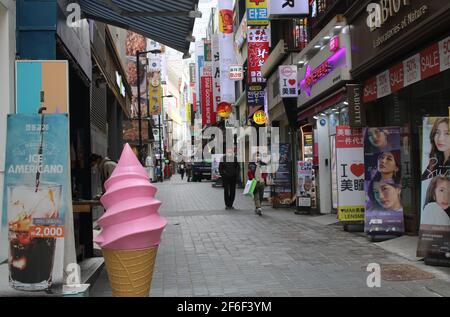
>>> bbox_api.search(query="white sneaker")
[256,208,262,216]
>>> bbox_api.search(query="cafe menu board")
[1,114,69,292]
[273,144,293,207]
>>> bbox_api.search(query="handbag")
[243,179,257,197]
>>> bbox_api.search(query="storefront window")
[364,69,450,232]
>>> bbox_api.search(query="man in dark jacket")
[219,148,240,210]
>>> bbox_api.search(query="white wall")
[317,116,332,214]
[0,0,16,260]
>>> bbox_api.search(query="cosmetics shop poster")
[364,127,404,235]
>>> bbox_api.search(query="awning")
[78,0,200,55]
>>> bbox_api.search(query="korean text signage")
[253,110,267,125]
[364,36,450,103]
[297,161,313,208]
[247,84,266,118]
[247,28,270,84]
[229,65,244,81]
[246,0,269,26]
[336,126,365,223]
[352,0,448,71]
[279,65,298,98]
[212,34,221,112]
[268,0,309,18]
[364,127,404,234]
[417,117,450,263]
[201,76,216,126]
[2,114,69,291]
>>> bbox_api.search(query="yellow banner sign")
[253,110,267,125]
[149,85,162,115]
[338,207,365,222]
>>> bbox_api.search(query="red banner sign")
[247,28,270,84]
[201,76,216,126]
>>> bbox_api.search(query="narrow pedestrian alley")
[90,176,450,297]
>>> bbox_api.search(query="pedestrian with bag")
[219,148,240,210]
[248,153,267,216]
[179,160,186,180]
[90,153,117,196]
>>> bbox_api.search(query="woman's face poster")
[363,127,405,235]
[417,117,450,261]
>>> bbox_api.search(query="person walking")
[179,161,186,180]
[186,162,193,182]
[248,153,267,216]
[219,149,240,210]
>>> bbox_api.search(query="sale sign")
[279,65,298,98]
[247,28,270,84]
[336,126,365,223]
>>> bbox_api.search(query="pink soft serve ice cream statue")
[95,143,167,297]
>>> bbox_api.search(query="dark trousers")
[223,178,237,208]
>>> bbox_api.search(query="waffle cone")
[102,247,158,297]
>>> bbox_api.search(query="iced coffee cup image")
[7,183,62,291]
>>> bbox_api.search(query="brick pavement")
[90,175,450,297]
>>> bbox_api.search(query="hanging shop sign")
[247,84,266,118]
[204,40,212,62]
[2,114,70,291]
[330,35,340,52]
[363,36,450,103]
[247,28,270,84]
[219,0,237,104]
[279,65,298,98]
[189,63,196,88]
[201,76,216,126]
[246,0,269,26]
[217,102,233,118]
[297,33,351,104]
[253,110,267,125]
[16,61,69,114]
[297,161,314,208]
[229,65,244,81]
[149,84,162,116]
[363,127,404,235]
[336,126,365,223]
[417,117,450,264]
[268,0,309,19]
[212,33,221,112]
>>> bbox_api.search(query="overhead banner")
[279,65,298,98]
[246,0,269,26]
[201,76,216,126]
[417,117,450,263]
[16,61,69,114]
[336,126,365,223]
[247,28,270,84]
[364,127,404,235]
[2,114,70,292]
[149,84,162,115]
[212,33,221,112]
[218,0,236,103]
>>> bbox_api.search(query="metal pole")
[159,108,163,183]
[136,51,143,164]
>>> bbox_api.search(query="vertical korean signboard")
[336,126,365,223]
[212,33,221,112]
[247,28,270,84]
[279,65,298,98]
[218,0,236,104]
[417,117,450,264]
[246,0,269,26]
[2,114,69,291]
[247,84,266,118]
[364,127,404,235]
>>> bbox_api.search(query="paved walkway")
[90,176,450,297]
